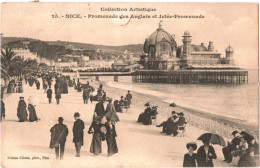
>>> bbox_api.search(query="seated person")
[143,106,158,125]
[222,130,241,163]
[156,111,177,134]
[237,147,258,167]
[248,136,259,156]
[137,102,151,123]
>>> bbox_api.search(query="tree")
[0,47,17,75]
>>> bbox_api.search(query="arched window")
[149,46,156,59]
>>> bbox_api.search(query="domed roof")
[183,30,191,37]
[143,22,177,53]
[225,45,233,53]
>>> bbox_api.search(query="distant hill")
[1,37,143,52]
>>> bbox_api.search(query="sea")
[80,69,259,124]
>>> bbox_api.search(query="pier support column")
[96,76,99,81]
[114,76,118,82]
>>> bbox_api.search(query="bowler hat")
[121,96,123,98]
[179,112,184,116]
[20,96,24,99]
[186,142,197,150]
[58,117,64,122]
[172,111,176,114]
[74,112,80,117]
[128,90,130,92]
[232,130,239,136]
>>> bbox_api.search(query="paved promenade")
[1,79,231,167]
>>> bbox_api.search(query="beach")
[0,78,244,167]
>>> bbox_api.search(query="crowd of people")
[49,102,119,159]
[181,130,259,167]
[1,70,259,167]
[6,78,23,93]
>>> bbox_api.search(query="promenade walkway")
[1,79,231,167]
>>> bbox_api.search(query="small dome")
[225,45,233,53]
[183,30,191,37]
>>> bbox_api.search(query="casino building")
[135,21,248,84]
[141,21,236,70]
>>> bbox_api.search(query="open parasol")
[197,133,226,146]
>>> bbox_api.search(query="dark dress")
[28,104,38,122]
[17,100,28,122]
[197,145,217,167]
[73,119,85,145]
[89,122,103,155]
[1,100,5,120]
[36,81,40,89]
[95,102,105,117]
[237,153,257,167]
[137,107,151,123]
[106,124,118,155]
[183,153,197,167]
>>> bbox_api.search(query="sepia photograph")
[0,2,259,167]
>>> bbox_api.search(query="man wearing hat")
[17,96,28,122]
[222,130,241,163]
[125,90,132,108]
[73,112,85,157]
[156,111,177,134]
[50,117,69,160]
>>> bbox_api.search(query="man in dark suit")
[55,88,61,105]
[94,99,105,117]
[82,88,90,104]
[47,87,52,104]
[50,117,69,160]
[73,112,85,157]
[222,130,241,163]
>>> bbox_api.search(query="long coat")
[89,122,103,155]
[47,89,52,98]
[28,104,38,122]
[106,124,118,155]
[95,102,105,117]
[50,123,69,148]
[126,93,132,104]
[73,119,85,145]
[55,90,61,99]
[17,100,28,122]
[82,89,90,99]
[197,145,217,167]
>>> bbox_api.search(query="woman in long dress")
[88,115,104,155]
[28,103,38,122]
[105,121,118,156]
[17,97,28,122]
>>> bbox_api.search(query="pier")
[132,69,248,84]
[63,69,248,84]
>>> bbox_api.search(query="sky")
[1,2,258,68]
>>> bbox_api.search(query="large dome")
[143,24,177,53]
[225,45,233,53]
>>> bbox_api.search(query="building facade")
[141,22,237,71]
